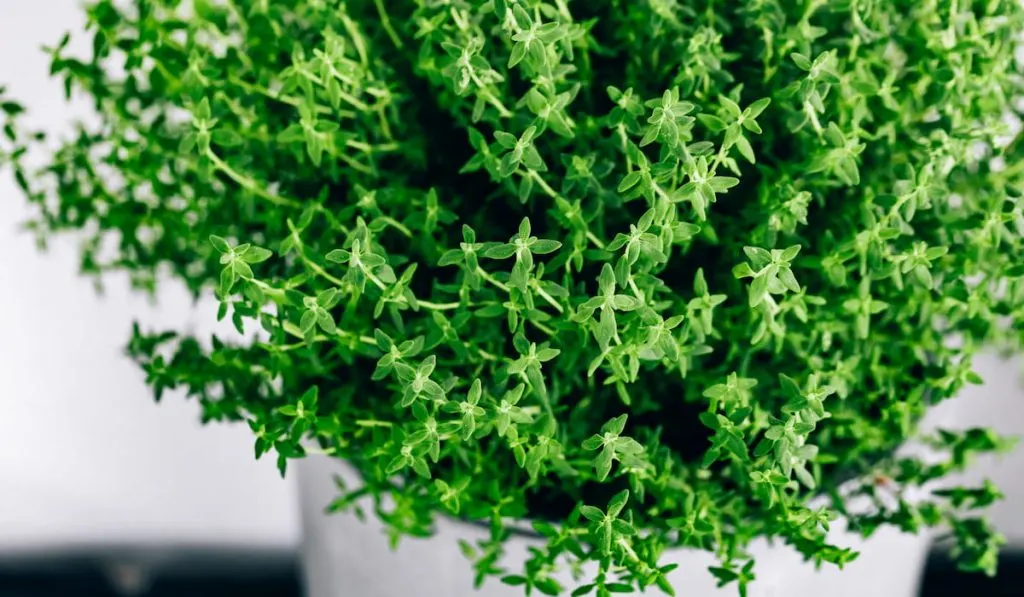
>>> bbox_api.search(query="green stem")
[250,278,293,298]
[296,71,373,113]
[417,299,462,311]
[528,170,606,249]
[468,71,512,118]
[374,0,404,48]
[362,265,388,291]
[628,278,645,302]
[356,419,394,428]
[475,269,556,335]
[284,221,348,288]
[266,238,501,364]
[291,238,346,287]
[288,221,462,313]
[475,348,501,362]
[349,140,401,153]
[207,151,300,208]
[476,267,510,293]
[337,153,374,175]
[228,76,350,118]
[530,319,557,337]
[534,284,565,314]
[281,320,377,347]
[379,216,413,237]
[538,388,556,422]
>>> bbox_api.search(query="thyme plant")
[4,0,1024,594]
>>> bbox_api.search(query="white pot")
[296,459,928,597]
[296,398,965,597]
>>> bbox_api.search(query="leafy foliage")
[4,0,1024,594]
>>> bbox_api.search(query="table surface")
[1,549,1023,597]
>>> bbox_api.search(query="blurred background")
[1,3,1023,597]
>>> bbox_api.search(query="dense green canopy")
[3,0,1024,594]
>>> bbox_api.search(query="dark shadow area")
[0,547,1021,596]
[0,547,300,597]
[919,549,1024,597]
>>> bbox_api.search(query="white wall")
[938,353,1024,545]
[0,2,299,562]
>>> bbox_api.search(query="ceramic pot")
[296,390,967,597]
[296,459,928,597]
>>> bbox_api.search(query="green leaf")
[210,235,231,253]
[484,244,516,259]
[791,53,812,70]
[439,244,465,266]
[501,575,528,587]
[698,411,721,429]
[325,249,350,263]
[377,265,397,284]
[733,262,756,278]
[195,96,212,120]
[603,414,628,435]
[317,310,337,333]
[494,131,517,149]
[699,114,727,132]
[534,578,561,596]
[617,171,641,193]
[212,128,243,147]
[778,374,802,398]
[595,446,614,481]
[299,310,317,334]
[317,288,339,307]
[735,135,755,163]
[749,275,768,306]
[242,246,273,264]
[745,98,771,118]
[613,295,641,311]
[385,455,407,475]
[709,176,739,192]
[508,43,527,68]
[232,259,254,280]
[607,489,629,517]
[531,239,561,254]
[794,465,816,489]
[219,266,236,296]
[579,505,604,522]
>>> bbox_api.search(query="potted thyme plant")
[3,0,1024,596]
